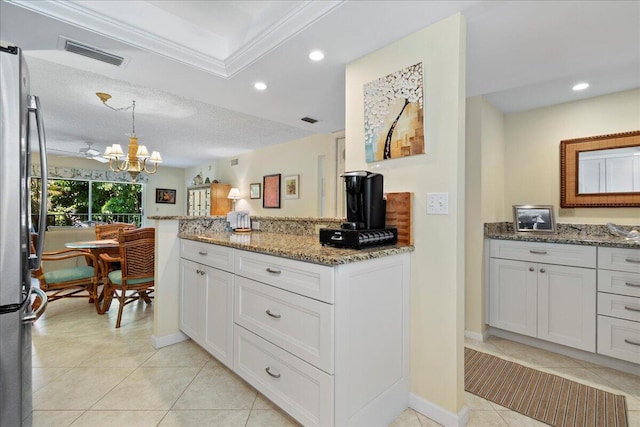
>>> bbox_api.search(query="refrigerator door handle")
[27,94,48,270]
[22,288,47,322]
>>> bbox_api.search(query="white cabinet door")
[537,264,596,352]
[489,258,537,337]
[204,266,234,369]
[180,259,206,342]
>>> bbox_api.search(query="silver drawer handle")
[625,282,640,288]
[529,250,547,255]
[265,367,281,379]
[625,258,640,264]
[266,309,281,319]
[624,339,640,347]
[198,250,208,256]
[266,267,281,274]
[624,305,640,313]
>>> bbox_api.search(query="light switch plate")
[427,192,448,215]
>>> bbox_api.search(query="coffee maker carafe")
[342,171,385,230]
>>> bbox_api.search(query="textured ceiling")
[1,0,638,168]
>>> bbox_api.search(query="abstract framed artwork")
[284,174,299,199]
[263,174,281,208]
[250,183,261,199]
[364,62,425,162]
[156,188,176,204]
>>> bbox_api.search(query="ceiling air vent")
[301,117,318,124]
[63,40,124,66]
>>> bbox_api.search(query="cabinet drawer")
[234,276,334,373]
[234,326,333,427]
[598,247,640,274]
[490,240,596,268]
[235,250,334,303]
[598,293,640,323]
[181,239,234,272]
[597,315,640,364]
[598,270,640,297]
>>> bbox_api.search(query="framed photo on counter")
[513,205,555,233]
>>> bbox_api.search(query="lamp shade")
[227,188,240,199]
[136,145,150,158]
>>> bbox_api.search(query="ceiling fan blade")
[91,156,109,163]
[85,148,101,156]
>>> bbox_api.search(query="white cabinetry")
[180,240,410,427]
[597,247,640,364]
[489,240,596,352]
[179,240,234,368]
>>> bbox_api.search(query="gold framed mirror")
[560,130,640,207]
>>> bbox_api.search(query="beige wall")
[504,88,640,224]
[465,97,505,335]
[188,133,336,217]
[346,13,466,418]
[40,155,186,223]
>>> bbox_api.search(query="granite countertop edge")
[485,232,640,249]
[179,231,414,266]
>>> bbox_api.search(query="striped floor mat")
[464,348,628,427]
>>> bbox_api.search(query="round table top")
[64,239,118,249]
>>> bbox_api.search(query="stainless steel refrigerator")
[1,44,49,427]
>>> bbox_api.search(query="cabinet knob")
[539,268,546,273]
[529,267,535,272]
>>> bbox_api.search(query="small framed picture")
[263,174,281,209]
[513,205,556,233]
[156,188,176,204]
[284,174,299,199]
[250,183,261,199]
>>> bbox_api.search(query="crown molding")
[7,0,344,78]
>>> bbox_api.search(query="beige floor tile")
[32,410,83,427]
[489,340,583,368]
[159,410,250,426]
[33,367,134,410]
[589,367,640,397]
[466,410,509,427]
[32,367,70,392]
[625,396,640,411]
[627,410,640,426]
[172,364,257,410]
[245,409,301,426]
[415,411,444,427]
[70,410,166,426]
[32,338,99,368]
[142,339,212,368]
[389,408,422,426]
[464,337,503,355]
[252,393,279,410]
[92,367,200,410]
[496,410,548,427]
[465,391,495,410]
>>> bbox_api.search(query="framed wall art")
[250,183,261,199]
[284,174,299,199]
[156,188,176,204]
[513,205,556,233]
[263,174,281,208]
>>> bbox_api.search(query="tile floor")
[31,297,640,427]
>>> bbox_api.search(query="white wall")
[40,155,186,223]
[188,133,335,217]
[504,88,640,223]
[346,13,466,422]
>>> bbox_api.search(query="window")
[31,178,143,230]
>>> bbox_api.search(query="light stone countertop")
[178,231,414,266]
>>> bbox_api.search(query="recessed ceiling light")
[572,82,589,91]
[309,50,325,61]
[254,82,267,91]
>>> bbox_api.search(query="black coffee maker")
[319,171,397,249]
[342,171,385,230]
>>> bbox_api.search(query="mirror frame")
[560,130,640,207]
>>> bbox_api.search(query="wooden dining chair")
[98,227,155,328]
[95,222,136,240]
[31,235,100,310]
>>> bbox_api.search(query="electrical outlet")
[427,192,448,215]
[252,221,260,230]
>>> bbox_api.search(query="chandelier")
[96,92,162,181]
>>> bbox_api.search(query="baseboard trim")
[150,331,189,349]
[410,393,469,427]
[464,329,488,342]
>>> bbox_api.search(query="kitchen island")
[149,215,414,427]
